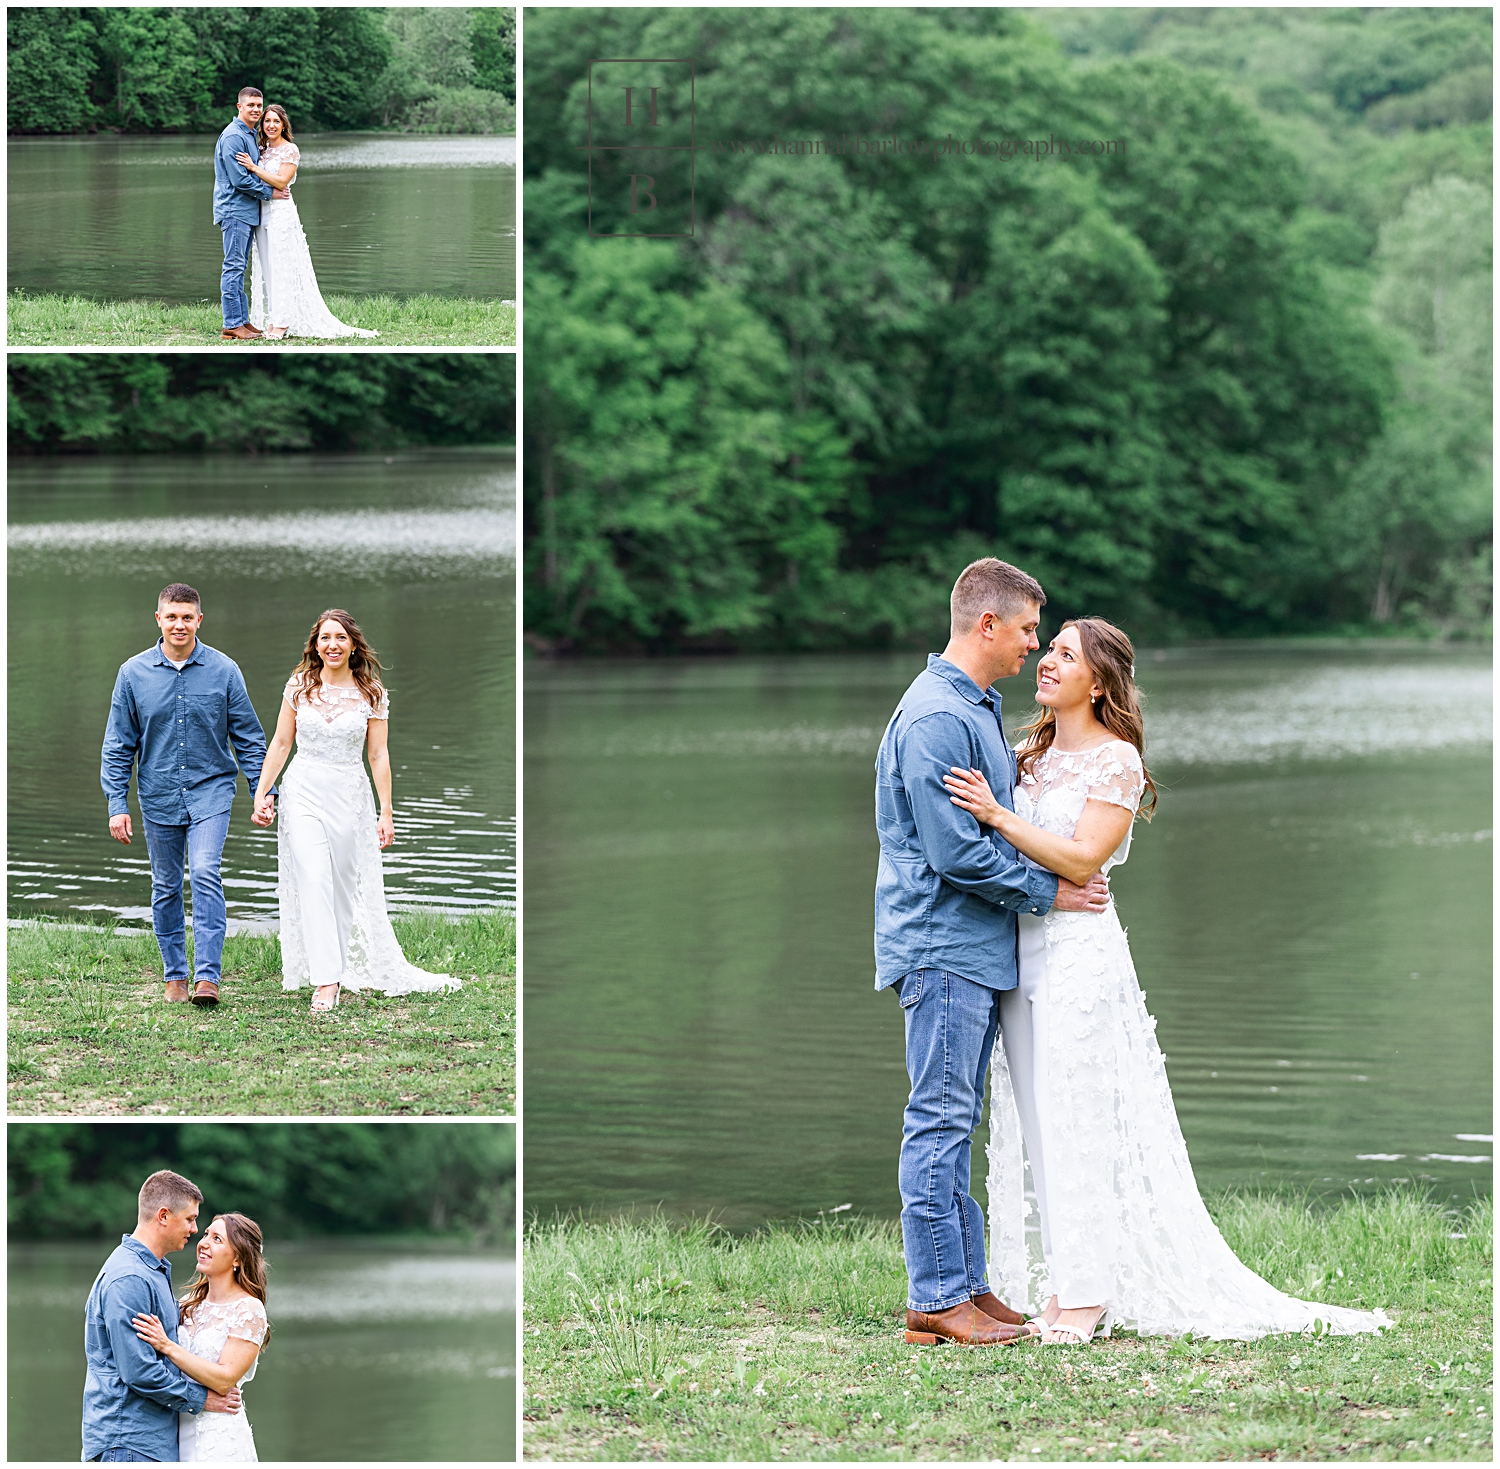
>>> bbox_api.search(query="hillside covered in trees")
[7,6,515,135]
[9,1123,515,1243]
[8,354,516,454]
[524,7,1491,648]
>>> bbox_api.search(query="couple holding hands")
[101,583,458,1011]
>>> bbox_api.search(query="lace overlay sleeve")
[284,143,300,165]
[282,675,301,709]
[1087,741,1145,813]
[368,686,389,721]
[222,1296,269,1346]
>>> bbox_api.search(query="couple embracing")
[214,86,376,342]
[101,583,458,1010]
[83,1170,269,1461]
[879,558,1390,1346]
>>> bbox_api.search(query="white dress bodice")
[1013,738,1144,873]
[176,1296,267,1462]
[286,678,389,767]
[259,141,300,197]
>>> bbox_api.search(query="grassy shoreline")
[7,292,516,347]
[524,1193,1492,1461]
[7,910,515,1116]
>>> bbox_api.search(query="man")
[101,584,270,1006]
[213,87,287,342]
[82,1169,242,1461]
[874,557,1110,1345]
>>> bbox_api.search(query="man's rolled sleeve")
[100,671,141,818]
[104,1277,207,1415]
[904,712,1054,912]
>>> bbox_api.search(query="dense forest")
[7,354,516,454]
[8,1123,515,1242]
[524,7,1491,649]
[7,6,515,135]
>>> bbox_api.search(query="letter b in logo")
[630,174,657,213]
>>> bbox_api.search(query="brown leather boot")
[904,1301,1036,1346]
[221,325,261,340]
[163,980,190,1003]
[971,1289,1028,1326]
[190,980,220,1007]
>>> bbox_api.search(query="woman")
[252,610,459,1011]
[943,618,1390,1343]
[235,104,377,340]
[132,1214,270,1462]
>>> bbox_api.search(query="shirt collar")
[153,637,204,668]
[120,1234,171,1274]
[926,653,1000,708]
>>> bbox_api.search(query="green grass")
[7,910,515,1116]
[6,291,516,347]
[523,1192,1492,1461]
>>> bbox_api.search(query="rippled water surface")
[8,1243,515,1461]
[9,133,515,302]
[525,647,1492,1226]
[8,452,515,925]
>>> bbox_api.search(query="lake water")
[8,133,515,303]
[524,645,1492,1227]
[8,451,515,928]
[7,1241,515,1461]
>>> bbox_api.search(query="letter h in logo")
[585,59,695,237]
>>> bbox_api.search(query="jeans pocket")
[898,970,925,1009]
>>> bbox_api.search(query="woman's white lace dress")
[249,143,377,340]
[176,1296,267,1462]
[986,739,1390,1339]
[278,678,459,996]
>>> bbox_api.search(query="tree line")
[9,1123,515,1243]
[7,7,514,135]
[8,354,516,454]
[523,8,1491,649]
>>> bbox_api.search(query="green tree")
[470,8,515,103]
[527,239,849,648]
[94,7,209,131]
[8,355,515,454]
[236,6,321,125]
[309,7,391,128]
[6,8,98,133]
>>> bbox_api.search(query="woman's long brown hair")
[291,609,385,710]
[178,1213,272,1347]
[256,104,294,150]
[1015,616,1158,819]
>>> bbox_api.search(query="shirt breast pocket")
[186,692,227,731]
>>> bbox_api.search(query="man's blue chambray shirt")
[212,117,272,226]
[101,638,269,825]
[83,1235,208,1461]
[874,654,1060,991]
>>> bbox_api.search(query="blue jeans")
[220,219,253,327]
[897,967,1000,1312]
[142,810,231,983]
[90,1452,161,1462]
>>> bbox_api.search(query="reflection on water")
[8,1243,515,1462]
[524,645,1492,1227]
[9,133,515,303]
[8,452,515,924]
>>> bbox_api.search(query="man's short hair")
[238,86,264,103]
[950,557,1046,635]
[138,1169,203,1219]
[158,583,201,610]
